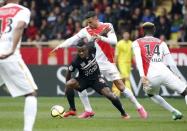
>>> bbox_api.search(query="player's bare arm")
[65,68,80,89]
[51,29,86,53]
[0,21,25,59]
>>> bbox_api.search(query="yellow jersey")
[115,39,132,65]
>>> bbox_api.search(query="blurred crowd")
[20,0,187,43]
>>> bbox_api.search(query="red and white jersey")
[132,36,171,77]
[59,22,117,70]
[0,3,30,62]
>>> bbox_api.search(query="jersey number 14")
[144,44,160,56]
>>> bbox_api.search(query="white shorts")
[99,63,121,81]
[145,70,186,95]
[0,59,38,97]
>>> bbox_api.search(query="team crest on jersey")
[80,62,86,67]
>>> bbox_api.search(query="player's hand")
[99,26,111,36]
[0,50,14,59]
[141,76,152,93]
[92,34,101,41]
[50,46,59,54]
[141,76,149,86]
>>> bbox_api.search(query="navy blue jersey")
[68,46,100,80]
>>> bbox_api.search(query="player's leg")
[24,92,37,131]
[163,71,187,105]
[144,76,182,120]
[64,86,77,117]
[76,80,94,118]
[112,83,121,97]
[101,64,148,119]
[112,63,132,97]
[66,78,94,118]
[78,90,94,112]
[100,87,130,119]
[64,78,80,117]
[18,61,38,131]
[0,61,38,131]
[113,79,147,118]
[149,94,182,120]
[93,77,129,119]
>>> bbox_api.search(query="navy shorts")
[75,76,108,94]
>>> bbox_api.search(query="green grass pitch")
[0,97,186,131]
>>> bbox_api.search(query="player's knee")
[181,87,187,96]
[66,79,79,88]
[25,91,37,97]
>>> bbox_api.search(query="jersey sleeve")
[132,41,145,77]
[15,8,31,27]
[100,23,117,45]
[161,41,170,55]
[59,28,86,48]
[162,42,186,82]
[68,61,77,72]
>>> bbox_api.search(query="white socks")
[151,95,176,112]
[78,90,92,112]
[185,95,187,105]
[24,96,37,131]
[123,88,142,109]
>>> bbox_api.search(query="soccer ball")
[51,105,65,118]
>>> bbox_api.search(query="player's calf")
[100,87,128,117]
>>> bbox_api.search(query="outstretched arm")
[163,42,187,82]
[132,41,150,87]
[52,29,86,52]
[165,53,186,82]
[132,41,145,77]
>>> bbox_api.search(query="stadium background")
[1,0,187,97]
[0,1,187,131]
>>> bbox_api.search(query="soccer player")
[132,22,187,120]
[112,31,133,96]
[0,0,37,130]
[65,40,130,119]
[54,11,148,119]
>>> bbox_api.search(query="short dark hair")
[77,40,87,47]
[84,11,97,19]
